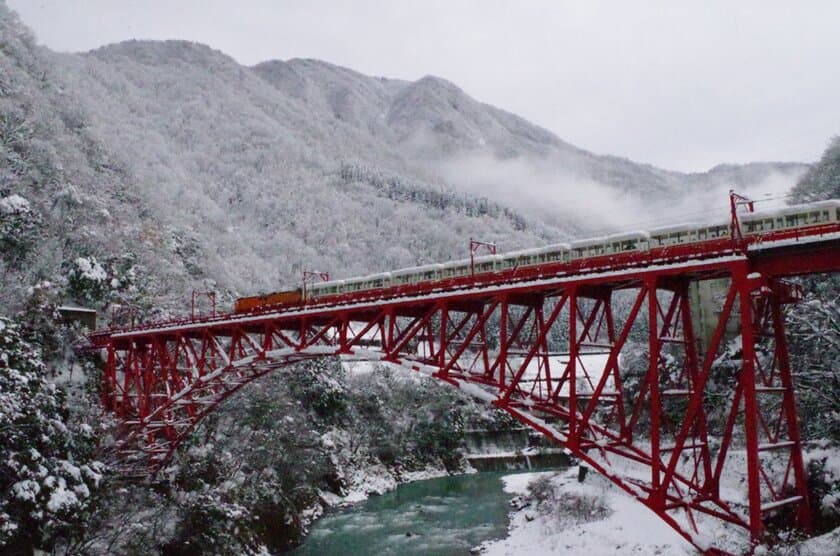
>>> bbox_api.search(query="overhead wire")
[574,191,797,238]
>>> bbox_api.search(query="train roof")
[473,253,505,264]
[440,258,471,270]
[604,231,650,242]
[648,222,700,236]
[532,242,571,255]
[391,262,444,277]
[742,199,840,221]
[569,236,608,249]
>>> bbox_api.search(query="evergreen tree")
[0,317,103,553]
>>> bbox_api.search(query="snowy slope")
[0,3,808,315]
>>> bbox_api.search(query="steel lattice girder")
[97,250,840,554]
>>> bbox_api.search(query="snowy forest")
[1,1,838,554]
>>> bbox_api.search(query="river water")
[291,471,534,556]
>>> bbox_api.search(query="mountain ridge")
[0,5,812,314]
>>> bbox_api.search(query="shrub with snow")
[0,192,40,266]
[526,472,610,526]
[64,253,142,305]
[805,449,840,532]
[0,316,104,553]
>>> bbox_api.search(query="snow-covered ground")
[478,468,695,555]
[478,463,840,556]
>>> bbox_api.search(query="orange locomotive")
[234,289,302,313]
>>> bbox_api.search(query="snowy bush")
[0,316,104,553]
[0,192,40,266]
[288,359,349,423]
[161,494,260,555]
[65,256,108,302]
[805,451,840,533]
[790,136,840,202]
[526,473,610,526]
[787,280,840,442]
[64,253,142,305]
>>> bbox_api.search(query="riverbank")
[477,468,695,555]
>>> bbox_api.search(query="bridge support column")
[733,265,812,545]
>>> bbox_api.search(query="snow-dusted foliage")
[0,1,835,552]
[785,138,840,444]
[805,446,840,533]
[0,0,807,315]
[787,287,840,442]
[791,136,840,202]
[0,192,40,266]
[63,254,140,305]
[0,316,103,553]
[83,359,510,553]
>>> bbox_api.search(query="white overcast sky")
[8,0,840,172]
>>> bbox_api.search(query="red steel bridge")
[88,202,840,555]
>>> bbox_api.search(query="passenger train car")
[234,200,840,313]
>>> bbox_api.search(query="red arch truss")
[92,239,840,555]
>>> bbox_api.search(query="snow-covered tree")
[0,316,104,553]
[790,136,840,202]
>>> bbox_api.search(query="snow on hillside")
[0,0,809,316]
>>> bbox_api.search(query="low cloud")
[438,152,804,239]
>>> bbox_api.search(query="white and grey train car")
[306,200,840,299]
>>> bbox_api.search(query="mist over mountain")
[0,4,808,314]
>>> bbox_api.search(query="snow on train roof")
[648,222,701,236]
[391,262,444,277]
[569,236,607,249]
[741,199,840,221]
[605,231,650,242]
[440,258,472,269]
[532,242,571,255]
[310,279,345,288]
[473,253,505,264]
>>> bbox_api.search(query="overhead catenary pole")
[469,238,497,276]
[729,189,755,243]
[302,270,330,304]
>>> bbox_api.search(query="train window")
[751,219,769,231]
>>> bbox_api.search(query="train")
[234,199,840,313]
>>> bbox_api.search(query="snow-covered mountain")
[0,4,807,314]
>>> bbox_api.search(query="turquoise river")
[291,471,538,555]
